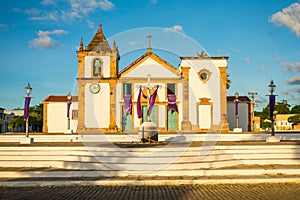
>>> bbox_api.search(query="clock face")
[89,83,101,94]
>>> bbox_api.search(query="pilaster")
[77,81,85,132]
[109,79,118,131]
[42,103,48,133]
[219,66,229,133]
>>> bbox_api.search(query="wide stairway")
[0,134,300,186]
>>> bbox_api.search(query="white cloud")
[129,41,138,46]
[27,0,114,22]
[12,8,21,12]
[87,19,95,29]
[0,24,8,32]
[40,0,56,5]
[285,75,300,85]
[281,61,300,72]
[245,57,250,64]
[270,3,300,37]
[29,11,59,21]
[29,29,68,49]
[259,65,267,71]
[284,87,300,101]
[24,8,41,15]
[99,0,114,11]
[164,25,184,32]
[59,0,114,21]
[151,0,158,4]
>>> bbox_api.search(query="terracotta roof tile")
[43,96,78,103]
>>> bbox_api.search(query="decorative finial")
[196,50,210,58]
[113,37,117,50]
[98,24,102,30]
[146,34,153,52]
[79,37,83,51]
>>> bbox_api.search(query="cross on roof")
[146,34,153,52]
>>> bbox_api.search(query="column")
[180,66,191,131]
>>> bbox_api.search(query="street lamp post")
[24,83,32,137]
[268,80,276,136]
[234,91,239,128]
[67,92,72,131]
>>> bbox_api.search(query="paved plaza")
[1,183,300,200]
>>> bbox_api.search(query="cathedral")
[42,24,229,134]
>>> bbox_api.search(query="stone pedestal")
[139,121,158,142]
[266,136,281,143]
[20,137,34,144]
[181,120,192,131]
[233,128,243,133]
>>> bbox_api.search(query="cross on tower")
[146,34,153,52]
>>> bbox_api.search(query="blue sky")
[0,0,299,111]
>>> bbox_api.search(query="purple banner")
[147,85,159,116]
[168,94,178,112]
[23,97,31,120]
[67,101,72,118]
[137,88,143,118]
[234,100,239,116]
[269,95,276,119]
[123,95,132,115]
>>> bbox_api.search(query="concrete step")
[1,133,300,143]
[1,153,300,163]
[1,142,300,186]
[1,168,300,178]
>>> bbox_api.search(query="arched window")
[93,58,102,77]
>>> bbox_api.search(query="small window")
[167,83,176,95]
[198,68,212,83]
[72,110,78,120]
[200,72,208,80]
[123,83,132,96]
[93,59,102,77]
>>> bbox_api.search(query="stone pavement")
[1,183,300,200]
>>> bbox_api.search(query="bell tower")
[76,24,120,133]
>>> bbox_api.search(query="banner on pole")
[24,97,31,120]
[269,95,276,119]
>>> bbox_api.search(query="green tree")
[275,99,290,114]
[8,116,25,132]
[291,105,300,114]
[28,104,43,132]
[257,99,291,121]
[226,74,231,89]
[288,115,300,125]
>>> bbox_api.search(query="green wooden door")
[167,110,177,130]
[142,105,157,124]
[122,106,132,131]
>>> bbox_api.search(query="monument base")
[233,128,243,133]
[139,121,158,143]
[181,120,192,131]
[266,136,281,143]
[20,137,34,144]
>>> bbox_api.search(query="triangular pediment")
[119,51,180,78]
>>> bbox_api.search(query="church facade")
[42,25,229,133]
